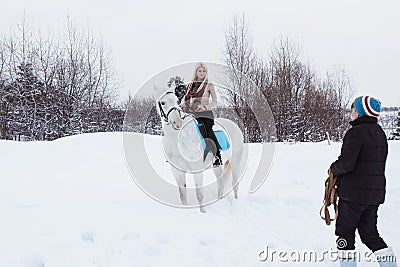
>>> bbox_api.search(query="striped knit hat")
[352,96,381,117]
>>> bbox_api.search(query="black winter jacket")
[330,116,388,204]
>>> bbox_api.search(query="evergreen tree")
[145,106,162,135]
[8,63,46,140]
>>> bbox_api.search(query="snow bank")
[0,133,398,267]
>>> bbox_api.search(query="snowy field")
[0,133,399,267]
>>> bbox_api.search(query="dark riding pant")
[193,110,221,157]
[335,199,387,252]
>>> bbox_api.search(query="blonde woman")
[179,63,222,166]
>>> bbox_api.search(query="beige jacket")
[181,83,218,111]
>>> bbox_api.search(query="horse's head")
[157,89,186,130]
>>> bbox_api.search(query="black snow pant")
[335,199,388,252]
[193,111,221,159]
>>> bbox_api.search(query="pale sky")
[1,0,399,106]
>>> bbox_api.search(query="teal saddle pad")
[194,120,230,151]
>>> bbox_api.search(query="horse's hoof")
[200,207,206,213]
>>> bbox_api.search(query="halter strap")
[158,101,168,122]
[166,107,177,121]
[158,102,191,126]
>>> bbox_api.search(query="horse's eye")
[161,101,165,105]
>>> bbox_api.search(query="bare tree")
[222,16,354,142]
[389,110,400,140]
[123,96,158,134]
[222,14,269,142]
[323,66,354,109]
[0,16,123,141]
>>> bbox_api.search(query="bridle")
[158,92,191,130]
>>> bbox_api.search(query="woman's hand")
[196,104,207,111]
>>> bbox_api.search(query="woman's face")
[196,67,207,80]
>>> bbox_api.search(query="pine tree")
[8,62,46,140]
[145,106,162,135]
[167,76,186,103]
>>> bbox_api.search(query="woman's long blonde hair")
[189,62,208,93]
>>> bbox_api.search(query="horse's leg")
[193,172,206,213]
[212,166,225,199]
[214,118,244,200]
[171,167,187,205]
[231,159,240,199]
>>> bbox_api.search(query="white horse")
[157,89,244,212]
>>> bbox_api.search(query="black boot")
[213,151,222,167]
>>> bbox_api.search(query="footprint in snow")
[81,231,95,242]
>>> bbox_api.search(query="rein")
[320,169,339,225]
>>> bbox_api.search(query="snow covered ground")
[0,133,399,267]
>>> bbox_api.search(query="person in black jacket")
[329,96,397,267]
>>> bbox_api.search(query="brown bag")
[320,169,339,225]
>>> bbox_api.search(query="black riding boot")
[205,127,222,166]
[196,115,222,166]
[213,150,222,167]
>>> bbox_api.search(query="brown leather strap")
[320,169,339,225]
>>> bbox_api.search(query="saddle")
[320,169,339,225]
[193,119,230,152]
